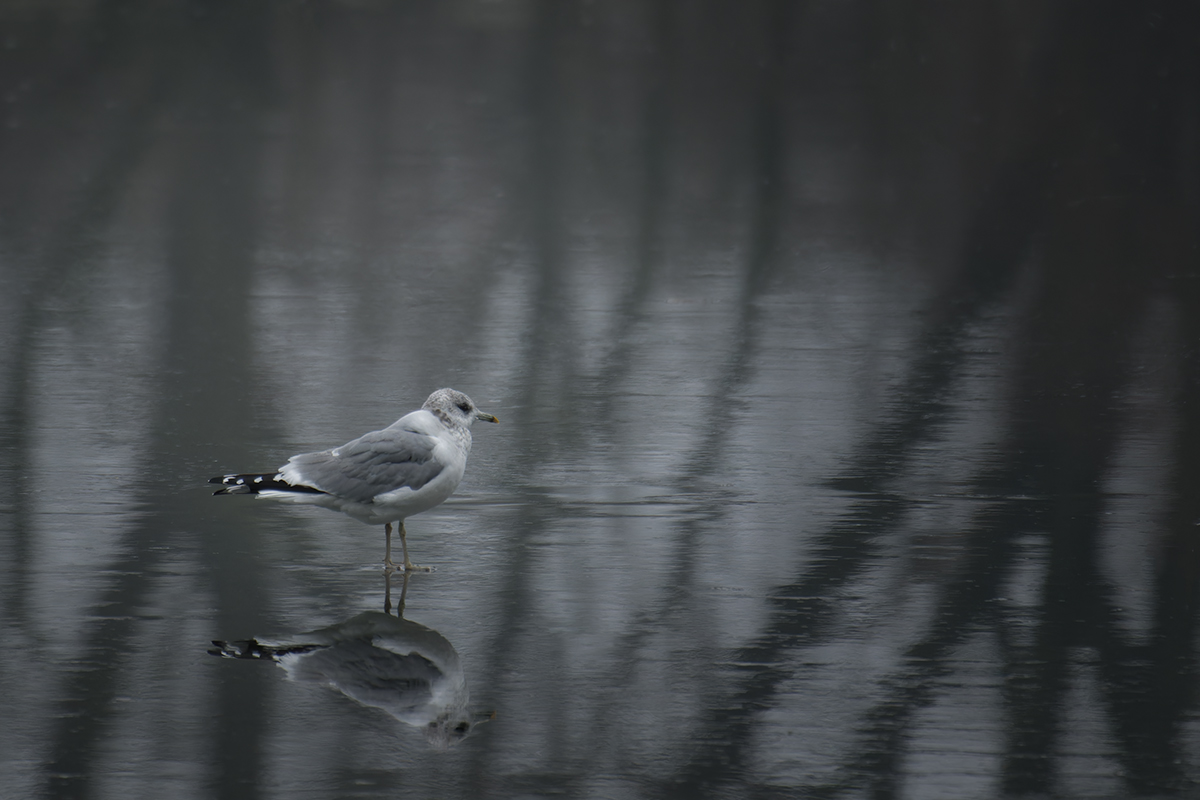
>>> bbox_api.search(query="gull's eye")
[457,402,471,413]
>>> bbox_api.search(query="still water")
[1,2,1198,798]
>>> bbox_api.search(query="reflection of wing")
[290,639,444,711]
[280,427,444,502]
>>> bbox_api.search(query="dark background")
[1,1,1198,798]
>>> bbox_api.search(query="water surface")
[1,2,1198,798]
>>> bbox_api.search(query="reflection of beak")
[474,710,498,724]
[476,411,499,424]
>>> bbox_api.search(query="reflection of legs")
[384,569,410,615]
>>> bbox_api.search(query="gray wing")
[283,428,444,502]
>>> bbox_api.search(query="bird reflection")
[210,571,488,748]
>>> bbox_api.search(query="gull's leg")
[398,520,431,572]
[383,522,398,570]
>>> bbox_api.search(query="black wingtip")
[209,638,268,659]
[207,473,325,496]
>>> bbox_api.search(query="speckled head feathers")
[423,389,499,426]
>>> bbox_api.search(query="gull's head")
[424,388,499,427]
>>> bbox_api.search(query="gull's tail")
[209,473,324,496]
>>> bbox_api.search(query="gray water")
[2,2,1198,799]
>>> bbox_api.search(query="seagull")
[210,388,498,571]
